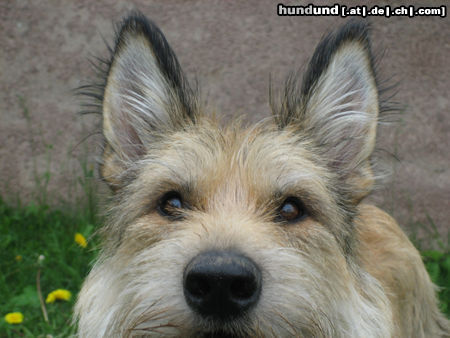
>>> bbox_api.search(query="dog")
[75,13,450,337]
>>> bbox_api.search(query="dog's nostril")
[183,250,262,320]
[230,276,256,299]
[185,272,212,298]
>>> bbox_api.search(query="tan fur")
[75,16,449,337]
[357,205,450,337]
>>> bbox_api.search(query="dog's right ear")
[274,20,379,203]
[101,14,197,190]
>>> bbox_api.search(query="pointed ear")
[276,20,379,203]
[100,14,197,189]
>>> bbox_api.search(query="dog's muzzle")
[183,250,262,321]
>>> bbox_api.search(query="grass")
[410,214,450,316]
[0,199,99,337]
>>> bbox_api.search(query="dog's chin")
[192,319,249,338]
[192,321,247,338]
[198,330,241,338]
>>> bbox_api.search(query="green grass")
[0,199,99,337]
[410,214,450,316]
[422,249,450,315]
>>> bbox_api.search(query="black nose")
[183,250,262,320]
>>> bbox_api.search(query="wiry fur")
[75,13,450,337]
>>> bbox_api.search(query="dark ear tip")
[301,19,374,97]
[115,11,159,42]
[335,18,371,47]
[316,18,372,62]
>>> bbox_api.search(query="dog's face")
[76,15,391,337]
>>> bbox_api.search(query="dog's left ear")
[276,20,379,203]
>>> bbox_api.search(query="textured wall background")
[1,0,448,240]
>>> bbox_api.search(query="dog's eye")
[278,197,307,223]
[158,191,184,218]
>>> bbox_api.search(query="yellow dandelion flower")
[4,312,23,324]
[15,255,22,262]
[45,289,72,303]
[74,233,87,248]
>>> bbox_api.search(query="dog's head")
[76,14,391,337]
